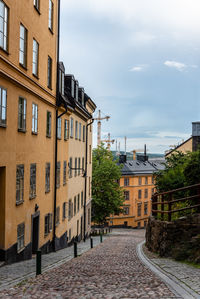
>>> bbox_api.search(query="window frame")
[18,97,26,132]
[75,120,78,139]
[83,125,85,142]
[56,206,60,226]
[46,111,51,137]
[29,163,36,199]
[16,164,24,205]
[56,161,60,188]
[63,161,67,185]
[45,162,50,193]
[0,86,7,127]
[0,0,8,52]
[47,56,52,89]
[144,202,148,215]
[57,117,61,139]
[137,203,142,217]
[124,190,129,201]
[63,202,67,220]
[124,178,129,186]
[48,0,54,32]
[64,119,69,140]
[32,103,38,134]
[19,24,27,68]
[69,157,72,178]
[17,222,25,252]
[70,117,74,138]
[79,122,81,140]
[138,189,142,199]
[32,39,39,77]
[33,0,40,13]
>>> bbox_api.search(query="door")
[32,214,39,253]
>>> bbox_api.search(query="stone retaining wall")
[146,214,200,264]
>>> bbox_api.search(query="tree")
[92,144,124,224]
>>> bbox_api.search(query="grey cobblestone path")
[0,234,108,291]
[0,229,178,298]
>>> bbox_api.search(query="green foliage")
[92,144,124,224]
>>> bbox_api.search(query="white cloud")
[130,66,143,72]
[164,60,187,71]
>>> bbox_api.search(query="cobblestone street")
[0,229,179,299]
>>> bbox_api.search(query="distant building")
[108,154,165,228]
[165,122,200,158]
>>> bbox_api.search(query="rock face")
[146,215,200,264]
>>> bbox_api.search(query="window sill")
[32,73,39,80]
[17,246,25,254]
[32,131,38,135]
[34,5,41,15]
[64,138,68,141]
[19,63,27,71]
[16,200,24,206]
[47,85,52,90]
[18,128,26,133]
[45,190,50,194]
[0,123,7,128]
[63,183,67,186]
[46,134,51,138]
[29,195,36,200]
[0,47,9,55]
[48,27,54,35]
[70,136,73,139]
[57,137,61,140]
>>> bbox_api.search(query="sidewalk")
[0,234,110,291]
[138,241,200,299]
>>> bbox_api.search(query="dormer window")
[71,77,74,98]
[79,88,84,106]
[59,69,64,96]
[75,81,79,101]
[81,91,84,106]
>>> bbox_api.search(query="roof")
[121,159,165,176]
[165,136,192,157]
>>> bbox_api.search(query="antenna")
[124,136,127,155]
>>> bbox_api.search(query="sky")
[60,0,200,154]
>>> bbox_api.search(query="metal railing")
[152,183,200,221]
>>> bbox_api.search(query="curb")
[137,241,200,299]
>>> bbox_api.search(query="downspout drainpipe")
[53,0,61,252]
[84,118,94,242]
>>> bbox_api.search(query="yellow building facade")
[0,0,96,263]
[108,155,165,228]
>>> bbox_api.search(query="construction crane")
[102,133,115,151]
[131,145,148,160]
[93,110,110,146]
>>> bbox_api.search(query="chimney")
[192,122,200,151]
[119,154,126,164]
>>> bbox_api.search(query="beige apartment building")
[0,0,96,263]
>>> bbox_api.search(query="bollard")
[74,241,77,258]
[36,250,41,276]
[100,233,103,243]
[90,237,93,248]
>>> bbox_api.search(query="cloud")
[164,60,186,71]
[130,64,148,72]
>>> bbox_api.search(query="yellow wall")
[109,175,155,228]
[165,137,192,158]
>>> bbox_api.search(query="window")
[77,194,80,212]
[64,119,69,140]
[75,120,78,139]
[69,229,71,241]
[69,157,72,178]
[0,86,6,126]
[19,24,27,67]
[152,176,154,184]
[137,222,141,228]
[46,111,51,137]
[30,163,36,199]
[32,39,39,77]
[75,158,77,177]
[16,165,24,204]
[138,189,142,199]
[123,207,129,215]
[47,56,52,88]
[89,145,92,164]
[56,206,60,225]
[139,177,142,185]
[89,177,91,196]
[82,157,84,173]
[56,162,60,188]
[144,202,148,215]
[48,0,53,31]
[32,103,38,133]
[83,125,85,142]
[145,177,148,185]
[59,69,64,96]
[68,199,72,220]
[78,158,80,175]
[124,191,129,200]
[57,118,61,139]
[81,191,83,208]
[79,123,81,140]
[63,202,67,220]
[137,204,142,217]
[0,0,8,51]
[33,0,40,11]
[88,208,91,225]
[63,161,67,185]
[70,117,74,138]
[45,163,50,193]
[124,178,129,186]
[145,188,148,198]
[44,213,52,236]
[18,97,26,131]
[17,223,25,251]
[74,196,76,215]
